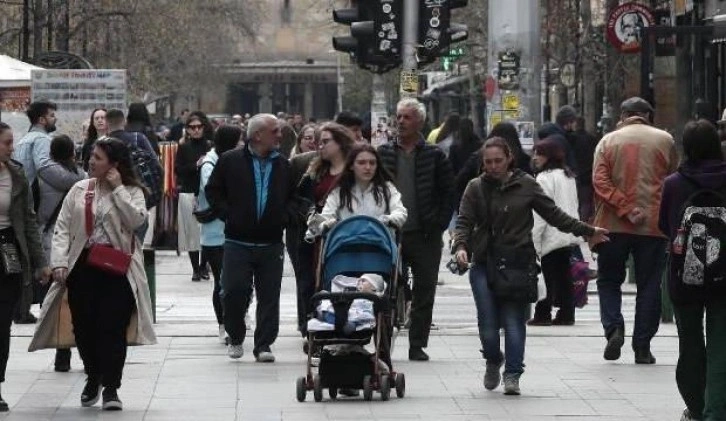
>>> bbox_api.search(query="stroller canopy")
[322,216,398,288]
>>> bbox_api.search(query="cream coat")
[29,178,157,351]
[532,168,579,257]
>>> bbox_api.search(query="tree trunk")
[55,0,69,52]
[22,0,30,61]
[32,0,44,58]
[580,0,598,132]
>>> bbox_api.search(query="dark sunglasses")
[187,124,204,130]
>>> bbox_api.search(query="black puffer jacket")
[378,139,454,235]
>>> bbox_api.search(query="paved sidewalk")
[1,249,685,420]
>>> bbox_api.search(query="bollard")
[143,249,156,323]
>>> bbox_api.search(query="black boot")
[634,345,656,364]
[54,348,71,372]
[603,326,625,361]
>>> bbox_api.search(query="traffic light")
[419,0,469,60]
[332,1,401,73]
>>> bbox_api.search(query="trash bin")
[143,249,156,323]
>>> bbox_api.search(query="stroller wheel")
[295,376,307,402]
[313,375,323,402]
[362,375,373,401]
[395,373,406,398]
[380,375,391,401]
[328,387,338,400]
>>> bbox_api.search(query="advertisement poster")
[606,2,655,53]
[31,69,126,142]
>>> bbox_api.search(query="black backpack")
[102,133,163,210]
[670,176,726,287]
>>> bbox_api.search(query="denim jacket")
[12,126,71,205]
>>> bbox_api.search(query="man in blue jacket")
[205,113,295,363]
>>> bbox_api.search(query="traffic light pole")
[399,0,419,98]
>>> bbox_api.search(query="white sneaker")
[228,344,244,359]
[218,325,227,345]
[255,351,275,363]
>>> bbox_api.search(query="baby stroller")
[296,215,406,402]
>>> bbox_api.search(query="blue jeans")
[596,233,667,348]
[469,264,528,375]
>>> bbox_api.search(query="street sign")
[400,71,419,96]
[497,51,520,90]
[559,62,576,88]
[606,2,655,54]
[502,94,519,110]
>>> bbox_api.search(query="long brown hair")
[306,122,356,180]
[337,144,393,213]
[93,138,147,193]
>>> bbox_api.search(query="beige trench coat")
[29,178,157,351]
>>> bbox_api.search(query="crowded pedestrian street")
[2,244,682,421]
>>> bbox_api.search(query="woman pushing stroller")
[315,144,407,232]
[299,144,407,402]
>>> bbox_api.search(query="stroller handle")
[311,291,386,305]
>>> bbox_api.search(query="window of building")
[281,0,292,25]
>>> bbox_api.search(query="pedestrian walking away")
[197,125,242,344]
[592,97,678,365]
[658,119,726,421]
[29,138,156,412]
[205,113,297,363]
[452,137,608,395]
[378,98,455,362]
[34,134,87,373]
[0,122,51,412]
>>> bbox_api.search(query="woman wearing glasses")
[175,111,213,281]
[290,124,318,158]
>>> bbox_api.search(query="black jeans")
[202,246,225,325]
[596,233,667,348]
[401,230,442,349]
[0,272,21,383]
[534,247,575,320]
[286,225,317,336]
[221,241,284,356]
[67,254,135,389]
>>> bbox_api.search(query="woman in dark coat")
[0,122,50,412]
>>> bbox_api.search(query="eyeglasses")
[187,124,204,131]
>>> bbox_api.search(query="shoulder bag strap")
[84,179,96,238]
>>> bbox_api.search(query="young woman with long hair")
[290,123,318,157]
[659,120,726,421]
[81,108,108,171]
[528,139,580,326]
[318,144,407,229]
[295,123,355,343]
[31,138,156,411]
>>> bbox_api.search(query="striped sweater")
[592,117,679,237]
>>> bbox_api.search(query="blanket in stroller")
[307,274,386,333]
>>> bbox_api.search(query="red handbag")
[84,180,133,276]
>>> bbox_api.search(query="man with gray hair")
[378,98,454,361]
[205,113,296,363]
